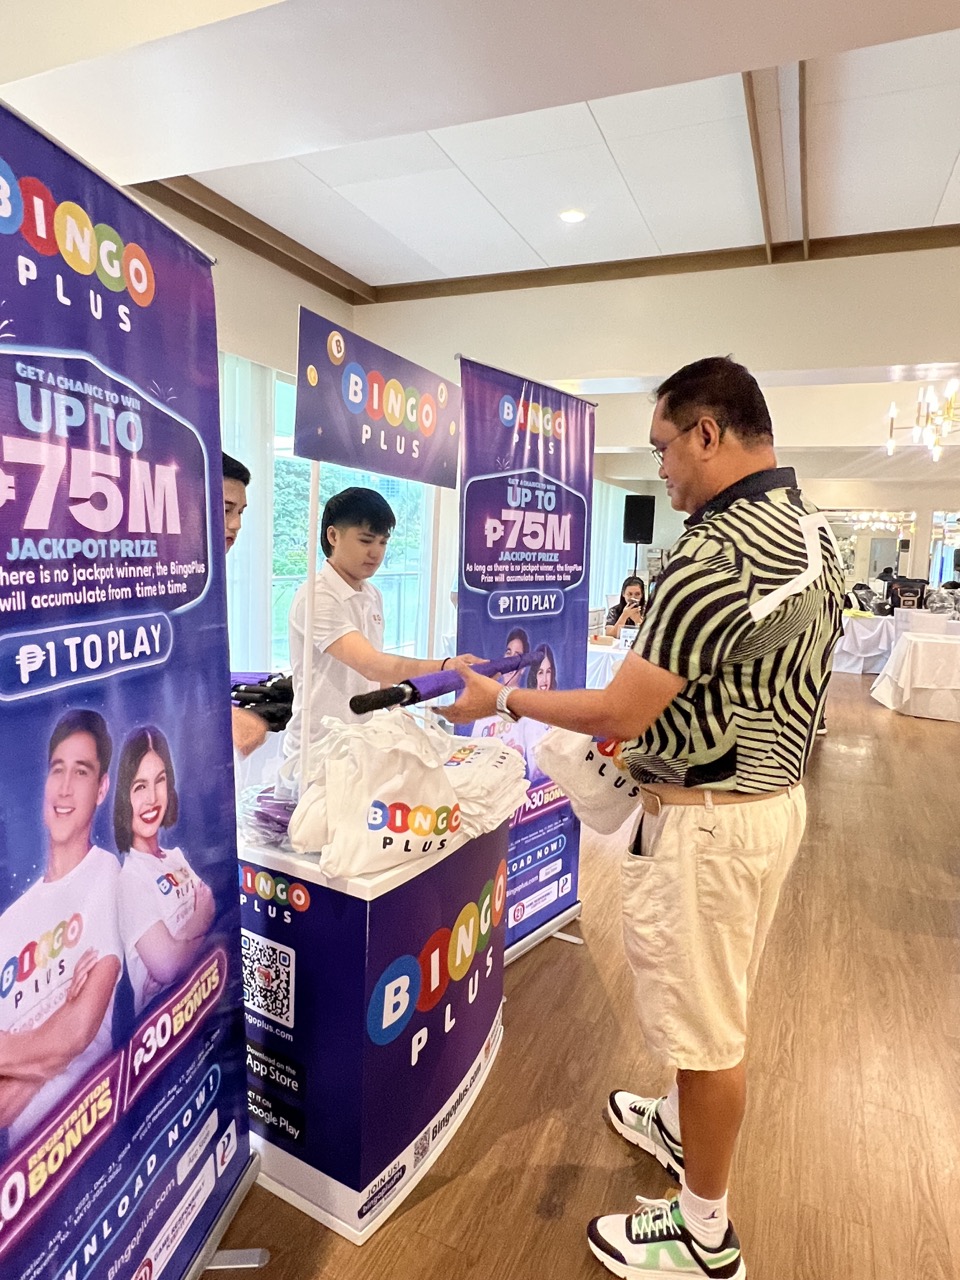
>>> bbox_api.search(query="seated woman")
[114,726,216,1014]
[605,576,646,639]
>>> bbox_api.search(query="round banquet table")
[870,633,960,722]
[832,614,895,675]
[586,642,628,689]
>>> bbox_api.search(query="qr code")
[413,1127,431,1170]
[241,930,295,1028]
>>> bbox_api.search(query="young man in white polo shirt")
[284,487,471,766]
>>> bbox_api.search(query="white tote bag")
[289,713,466,875]
[534,728,641,834]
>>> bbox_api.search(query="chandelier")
[848,510,916,533]
[885,380,959,461]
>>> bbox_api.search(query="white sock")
[679,1185,728,1249]
[658,1084,680,1139]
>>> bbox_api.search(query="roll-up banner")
[0,106,251,1280]
[457,360,594,953]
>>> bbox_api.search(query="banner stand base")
[504,901,582,967]
[177,1153,266,1279]
[551,929,585,946]
[205,1250,270,1271]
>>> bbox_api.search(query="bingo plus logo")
[238,865,311,924]
[1,912,83,1002]
[0,151,156,325]
[499,394,566,439]
[367,798,461,837]
[366,860,507,1065]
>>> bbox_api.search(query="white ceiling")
[3,2,959,500]
[2,1,960,287]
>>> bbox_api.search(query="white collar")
[319,558,368,602]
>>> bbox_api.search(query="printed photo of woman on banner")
[115,725,217,1014]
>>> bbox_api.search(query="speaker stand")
[632,543,640,576]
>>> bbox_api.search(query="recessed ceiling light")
[559,209,586,224]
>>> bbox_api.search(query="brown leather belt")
[638,783,792,815]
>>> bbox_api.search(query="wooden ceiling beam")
[742,70,774,265]
[799,59,811,260]
[131,174,960,304]
[131,176,377,306]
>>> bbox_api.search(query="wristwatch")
[496,686,521,723]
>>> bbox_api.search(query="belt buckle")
[640,788,662,817]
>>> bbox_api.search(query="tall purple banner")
[294,308,460,486]
[0,107,250,1280]
[457,360,593,951]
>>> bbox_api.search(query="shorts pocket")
[695,842,772,934]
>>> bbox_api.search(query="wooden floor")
[218,677,960,1279]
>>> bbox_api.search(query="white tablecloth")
[586,642,628,689]
[871,633,960,722]
[234,729,287,791]
[893,609,960,641]
[832,615,895,674]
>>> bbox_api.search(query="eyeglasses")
[650,419,700,468]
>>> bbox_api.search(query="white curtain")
[219,353,275,672]
[589,481,638,608]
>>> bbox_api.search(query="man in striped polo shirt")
[449,356,844,1280]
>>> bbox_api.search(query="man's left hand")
[232,706,268,757]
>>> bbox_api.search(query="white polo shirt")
[0,845,122,1145]
[283,559,385,761]
[118,846,209,1014]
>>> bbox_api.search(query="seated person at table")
[284,487,476,763]
[605,576,646,638]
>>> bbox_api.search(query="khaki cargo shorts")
[620,786,806,1071]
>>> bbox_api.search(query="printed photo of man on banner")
[0,104,252,1280]
[457,359,594,953]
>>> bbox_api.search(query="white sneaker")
[606,1091,685,1184]
[588,1195,745,1279]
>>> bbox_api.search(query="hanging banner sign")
[0,105,250,1280]
[457,360,594,951]
[294,308,460,487]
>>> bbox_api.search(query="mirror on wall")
[821,510,917,589]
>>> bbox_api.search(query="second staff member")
[284,487,475,765]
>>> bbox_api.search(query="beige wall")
[356,247,960,389]
[136,194,352,374]
[133,192,958,579]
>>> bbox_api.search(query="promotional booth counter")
[231,315,597,1246]
[237,821,509,1243]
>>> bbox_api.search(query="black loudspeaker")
[622,494,655,545]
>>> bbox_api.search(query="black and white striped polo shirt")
[622,467,844,792]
